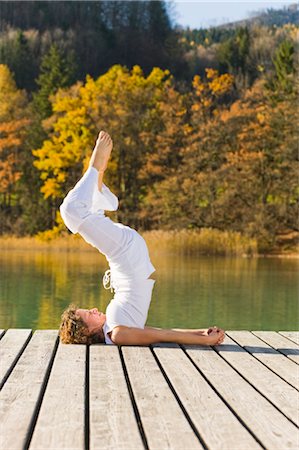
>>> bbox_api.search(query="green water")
[0,249,298,331]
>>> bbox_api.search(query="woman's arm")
[110,325,225,346]
[147,326,220,335]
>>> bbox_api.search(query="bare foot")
[89,131,113,172]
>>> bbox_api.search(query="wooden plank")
[0,330,58,450]
[279,331,299,345]
[227,331,299,390]
[153,344,261,450]
[89,345,143,450]
[216,335,299,426]
[253,331,299,364]
[122,346,203,450]
[0,328,32,387]
[185,345,299,449]
[29,342,86,450]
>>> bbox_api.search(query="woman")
[59,131,225,346]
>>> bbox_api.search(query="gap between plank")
[227,333,299,392]
[119,346,149,450]
[213,345,299,428]
[85,345,90,450]
[251,333,299,365]
[23,335,60,450]
[0,330,6,340]
[181,345,266,450]
[150,345,208,450]
[0,330,33,391]
[278,332,299,346]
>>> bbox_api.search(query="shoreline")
[248,253,299,259]
[0,232,297,258]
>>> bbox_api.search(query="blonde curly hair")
[59,303,104,344]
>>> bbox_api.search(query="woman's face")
[76,308,106,333]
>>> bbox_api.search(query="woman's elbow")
[110,327,128,345]
[110,326,159,346]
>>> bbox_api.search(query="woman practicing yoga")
[59,131,225,346]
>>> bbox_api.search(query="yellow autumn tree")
[191,68,234,122]
[33,64,183,228]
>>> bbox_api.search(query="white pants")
[60,166,155,290]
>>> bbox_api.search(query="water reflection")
[0,250,298,330]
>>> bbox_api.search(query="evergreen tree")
[33,44,76,119]
[0,1,186,86]
[0,30,36,90]
[265,39,296,97]
[24,44,77,233]
[217,27,252,89]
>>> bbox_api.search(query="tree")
[146,68,298,249]
[0,30,36,91]
[181,76,298,249]
[217,27,253,89]
[218,78,298,249]
[141,68,235,229]
[0,1,187,87]
[0,65,31,233]
[191,68,235,123]
[265,39,296,98]
[32,64,182,228]
[33,43,76,120]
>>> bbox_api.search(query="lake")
[0,249,298,331]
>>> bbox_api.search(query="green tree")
[33,44,76,120]
[0,30,35,90]
[20,44,77,233]
[217,27,253,89]
[265,39,296,97]
[0,1,187,86]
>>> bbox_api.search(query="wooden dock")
[0,329,298,450]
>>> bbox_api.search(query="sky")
[170,1,294,29]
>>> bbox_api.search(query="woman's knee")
[60,198,79,219]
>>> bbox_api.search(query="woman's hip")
[106,230,155,281]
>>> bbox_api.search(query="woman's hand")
[206,328,225,345]
[207,326,223,334]
[191,326,224,337]
[190,327,225,344]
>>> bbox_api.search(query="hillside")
[214,3,298,30]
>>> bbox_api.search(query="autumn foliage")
[0,65,30,209]
[0,21,298,253]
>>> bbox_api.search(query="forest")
[0,1,298,253]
